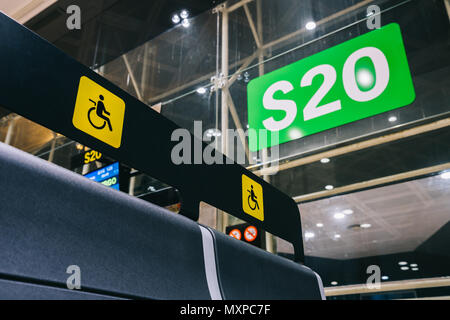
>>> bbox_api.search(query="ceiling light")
[388,116,397,122]
[412,267,419,271]
[181,18,190,28]
[305,232,315,239]
[398,261,408,266]
[343,209,353,215]
[206,128,221,138]
[361,223,371,229]
[196,87,206,94]
[381,276,389,280]
[305,21,316,30]
[180,9,189,19]
[320,158,330,164]
[440,171,450,180]
[316,223,324,228]
[171,14,180,24]
[356,69,374,89]
[348,224,362,231]
[334,234,341,239]
[400,266,409,271]
[289,128,302,140]
[325,185,334,190]
[410,263,418,267]
[331,281,338,286]
[334,213,345,219]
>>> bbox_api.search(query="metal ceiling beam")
[243,3,262,48]
[293,162,450,203]
[325,276,450,296]
[227,0,254,13]
[252,117,450,176]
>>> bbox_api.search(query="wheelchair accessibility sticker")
[242,174,264,221]
[72,76,125,148]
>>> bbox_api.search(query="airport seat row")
[0,142,324,299]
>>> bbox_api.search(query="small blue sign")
[84,162,120,190]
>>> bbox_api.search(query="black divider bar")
[0,13,304,262]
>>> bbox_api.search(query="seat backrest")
[0,142,324,299]
[210,228,324,300]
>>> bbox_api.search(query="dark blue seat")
[0,142,324,299]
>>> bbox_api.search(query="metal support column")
[445,0,450,21]
[4,116,16,145]
[255,0,275,254]
[47,132,57,163]
[220,4,230,233]
[122,54,143,101]
[129,170,137,196]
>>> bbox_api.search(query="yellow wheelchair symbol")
[87,95,113,131]
[242,175,264,221]
[72,76,125,148]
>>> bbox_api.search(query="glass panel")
[96,0,449,168]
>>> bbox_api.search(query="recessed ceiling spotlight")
[357,69,374,88]
[412,267,419,271]
[325,185,334,190]
[180,9,189,19]
[347,224,362,231]
[331,281,338,286]
[361,223,371,229]
[398,261,408,266]
[400,266,410,271]
[305,21,316,30]
[388,116,398,122]
[343,209,353,215]
[305,232,315,239]
[334,213,345,220]
[181,18,190,28]
[320,158,330,164]
[381,276,389,280]
[410,263,418,267]
[171,14,181,24]
[205,129,213,138]
[440,171,450,180]
[316,223,324,228]
[196,87,207,94]
[206,128,221,138]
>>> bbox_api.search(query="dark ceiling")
[0,1,224,120]
[25,0,225,68]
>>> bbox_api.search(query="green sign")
[247,23,415,151]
